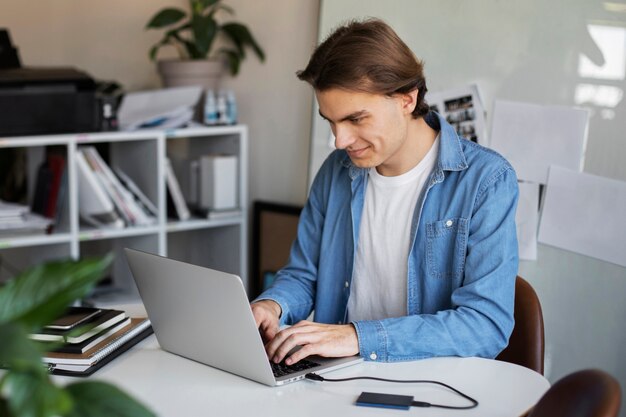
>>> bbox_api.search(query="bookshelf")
[0,125,248,301]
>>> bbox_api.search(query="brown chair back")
[496,276,545,374]
[528,369,621,417]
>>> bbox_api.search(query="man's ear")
[399,89,419,115]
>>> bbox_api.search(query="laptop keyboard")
[271,359,320,377]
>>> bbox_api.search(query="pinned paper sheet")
[490,100,589,184]
[538,166,626,267]
[427,84,487,145]
[516,182,539,261]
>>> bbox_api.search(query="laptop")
[124,248,362,386]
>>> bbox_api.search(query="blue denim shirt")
[256,112,519,362]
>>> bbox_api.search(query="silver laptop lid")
[125,248,276,386]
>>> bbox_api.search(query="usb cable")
[305,373,479,410]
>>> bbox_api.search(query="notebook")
[124,248,362,386]
[44,317,153,376]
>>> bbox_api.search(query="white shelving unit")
[0,125,248,301]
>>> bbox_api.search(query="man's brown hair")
[297,18,429,118]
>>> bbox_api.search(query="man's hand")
[265,321,359,365]
[251,300,282,344]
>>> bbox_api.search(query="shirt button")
[369,352,377,360]
[445,219,453,227]
[345,281,349,288]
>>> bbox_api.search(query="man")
[252,18,519,366]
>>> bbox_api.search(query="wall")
[315,0,626,411]
[0,0,318,205]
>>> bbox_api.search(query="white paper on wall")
[427,84,487,145]
[489,100,589,184]
[538,166,626,268]
[516,181,539,261]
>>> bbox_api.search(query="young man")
[252,18,519,366]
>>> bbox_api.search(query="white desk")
[56,334,549,417]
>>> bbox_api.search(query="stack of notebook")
[31,306,152,376]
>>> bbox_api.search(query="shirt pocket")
[426,217,468,280]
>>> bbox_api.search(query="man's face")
[316,88,415,176]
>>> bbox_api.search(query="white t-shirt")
[347,135,439,322]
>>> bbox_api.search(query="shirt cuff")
[352,320,387,362]
[252,296,287,323]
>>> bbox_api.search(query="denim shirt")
[255,112,519,362]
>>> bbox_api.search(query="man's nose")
[334,124,356,149]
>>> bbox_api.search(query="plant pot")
[157,59,225,91]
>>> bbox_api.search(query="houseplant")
[0,255,155,417]
[146,0,265,88]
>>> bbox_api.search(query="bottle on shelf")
[204,89,218,126]
[216,91,229,125]
[226,90,238,125]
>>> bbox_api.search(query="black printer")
[0,29,99,136]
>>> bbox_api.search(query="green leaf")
[146,8,187,29]
[191,13,217,58]
[65,381,156,417]
[219,48,241,75]
[0,398,10,417]
[149,43,160,61]
[215,4,235,16]
[4,371,73,417]
[221,22,265,62]
[0,323,45,375]
[0,255,113,330]
[197,0,219,11]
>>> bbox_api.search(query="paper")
[538,166,626,267]
[117,86,202,131]
[427,84,487,145]
[489,100,589,184]
[516,182,539,261]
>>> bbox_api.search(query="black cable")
[305,373,479,410]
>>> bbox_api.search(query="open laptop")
[124,248,362,386]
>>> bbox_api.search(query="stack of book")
[31,306,152,376]
[0,199,52,236]
[76,146,158,229]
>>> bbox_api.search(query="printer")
[0,29,99,136]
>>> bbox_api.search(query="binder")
[44,318,152,377]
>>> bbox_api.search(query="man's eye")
[350,117,362,124]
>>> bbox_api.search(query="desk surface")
[56,334,549,417]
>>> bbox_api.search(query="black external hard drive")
[355,392,414,410]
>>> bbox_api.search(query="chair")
[496,276,545,374]
[527,369,621,417]
[250,201,302,298]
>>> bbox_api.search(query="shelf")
[78,225,161,242]
[0,233,72,249]
[0,125,248,298]
[166,216,243,233]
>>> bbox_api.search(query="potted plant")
[0,255,155,417]
[146,0,265,89]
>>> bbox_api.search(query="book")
[165,157,190,221]
[44,154,66,218]
[45,318,153,376]
[113,167,158,217]
[50,318,131,354]
[200,208,242,220]
[45,306,102,330]
[75,150,124,229]
[30,309,126,343]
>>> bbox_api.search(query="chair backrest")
[496,276,545,374]
[528,369,621,417]
[250,201,302,298]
